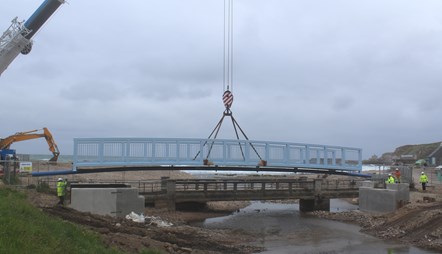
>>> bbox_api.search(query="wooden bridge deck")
[138,178,362,205]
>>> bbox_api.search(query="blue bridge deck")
[71,138,362,173]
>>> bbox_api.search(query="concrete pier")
[359,182,409,213]
[154,178,176,210]
[70,184,145,217]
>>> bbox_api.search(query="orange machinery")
[0,127,60,161]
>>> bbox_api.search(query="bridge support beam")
[299,197,330,212]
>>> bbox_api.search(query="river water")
[198,200,436,254]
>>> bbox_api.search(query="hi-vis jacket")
[57,181,67,197]
[386,176,395,184]
[420,174,429,183]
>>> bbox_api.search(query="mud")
[311,194,442,252]
[41,205,262,254]
[26,189,260,254]
[27,188,442,254]
[21,167,442,253]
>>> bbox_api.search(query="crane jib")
[24,0,64,39]
[0,0,65,76]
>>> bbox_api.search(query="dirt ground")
[23,168,263,254]
[311,192,442,252]
[311,168,442,253]
[16,165,442,253]
[25,189,259,254]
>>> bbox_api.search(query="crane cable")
[223,0,234,93]
[194,0,266,166]
[222,0,234,111]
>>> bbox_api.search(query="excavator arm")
[0,127,60,161]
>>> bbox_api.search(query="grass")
[0,188,161,254]
[36,181,52,194]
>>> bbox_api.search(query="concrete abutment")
[70,183,145,217]
[359,182,410,213]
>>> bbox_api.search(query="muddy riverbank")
[311,194,442,252]
[18,167,442,253]
[24,187,442,254]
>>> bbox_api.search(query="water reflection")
[202,200,435,254]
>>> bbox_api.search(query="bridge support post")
[160,177,169,193]
[299,179,330,212]
[155,178,176,211]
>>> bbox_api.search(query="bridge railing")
[73,138,362,171]
[174,179,314,192]
[36,178,363,197]
[171,179,362,193]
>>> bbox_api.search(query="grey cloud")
[2,0,442,159]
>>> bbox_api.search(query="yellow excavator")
[0,127,60,161]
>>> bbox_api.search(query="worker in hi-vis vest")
[385,174,395,184]
[56,178,67,206]
[420,172,429,191]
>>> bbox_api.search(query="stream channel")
[195,199,437,254]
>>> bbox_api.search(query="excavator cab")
[0,149,16,160]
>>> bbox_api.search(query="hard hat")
[57,177,63,181]
[388,173,391,176]
[421,172,424,174]
[396,169,399,171]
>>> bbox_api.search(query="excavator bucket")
[49,152,60,162]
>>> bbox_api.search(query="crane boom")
[0,0,65,76]
[0,127,60,161]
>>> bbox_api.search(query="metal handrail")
[72,138,362,172]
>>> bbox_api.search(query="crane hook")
[223,90,233,110]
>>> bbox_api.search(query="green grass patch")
[0,188,160,254]
[36,182,52,194]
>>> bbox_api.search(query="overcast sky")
[1,0,442,159]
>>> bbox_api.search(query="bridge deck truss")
[73,138,362,172]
